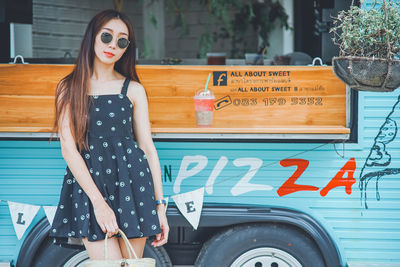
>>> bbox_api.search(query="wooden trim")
[152,126,350,134]
[0,126,350,134]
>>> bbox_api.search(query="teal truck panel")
[1,91,400,265]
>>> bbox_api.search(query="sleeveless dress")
[49,77,161,243]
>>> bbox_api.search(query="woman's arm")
[128,82,169,246]
[129,82,164,202]
[58,105,119,237]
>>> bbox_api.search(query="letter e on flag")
[172,187,205,230]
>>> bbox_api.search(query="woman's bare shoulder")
[126,81,147,105]
[127,80,146,95]
[128,80,144,89]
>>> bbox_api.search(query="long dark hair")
[51,9,140,152]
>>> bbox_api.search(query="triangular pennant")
[43,206,58,226]
[8,201,40,240]
[171,187,204,230]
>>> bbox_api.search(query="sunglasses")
[100,32,130,49]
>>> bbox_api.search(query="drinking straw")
[204,72,211,93]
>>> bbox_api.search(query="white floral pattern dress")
[50,77,161,243]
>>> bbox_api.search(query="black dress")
[50,77,161,243]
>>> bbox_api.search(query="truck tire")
[32,237,172,267]
[195,223,326,267]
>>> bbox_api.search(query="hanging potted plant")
[330,0,400,92]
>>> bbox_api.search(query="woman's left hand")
[151,205,169,247]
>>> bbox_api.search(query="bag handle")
[104,229,139,260]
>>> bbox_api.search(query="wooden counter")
[0,64,349,139]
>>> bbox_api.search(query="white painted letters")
[230,158,273,196]
[205,156,228,194]
[173,155,208,193]
[174,155,273,196]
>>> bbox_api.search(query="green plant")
[330,0,400,59]
[165,0,290,58]
[230,0,289,57]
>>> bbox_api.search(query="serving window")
[0,64,350,140]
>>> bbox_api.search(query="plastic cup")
[194,89,215,127]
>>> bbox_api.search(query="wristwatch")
[155,199,167,206]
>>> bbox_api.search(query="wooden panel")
[0,96,54,129]
[147,96,345,127]
[0,64,349,134]
[139,65,348,132]
[0,64,73,96]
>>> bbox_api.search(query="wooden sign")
[138,66,349,134]
[0,64,349,135]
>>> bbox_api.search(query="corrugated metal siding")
[160,132,400,264]
[340,90,400,264]
[340,1,400,261]
[0,140,64,262]
[32,0,143,58]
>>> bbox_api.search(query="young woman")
[49,9,169,260]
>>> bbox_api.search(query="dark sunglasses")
[100,32,130,49]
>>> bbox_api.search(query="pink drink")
[194,89,215,127]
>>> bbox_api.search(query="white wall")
[265,0,294,59]
[10,23,33,58]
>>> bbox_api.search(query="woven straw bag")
[85,229,156,267]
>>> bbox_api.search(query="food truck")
[0,59,399,267]
[1,1,400,267]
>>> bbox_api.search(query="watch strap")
[155,199,167,205]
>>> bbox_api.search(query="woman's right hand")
[93,200,119,237]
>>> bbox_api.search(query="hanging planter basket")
[332,56,400,92]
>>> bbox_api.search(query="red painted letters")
[277,159,319,197]
[278,158,357,197]
[320,158,356,197]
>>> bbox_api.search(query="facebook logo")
[213,71,227,86]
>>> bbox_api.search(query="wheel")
[32,237,172,267]
[195,223,325,267]
[31,237,85,267]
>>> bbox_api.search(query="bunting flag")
[3,190,202,240]
[43,206,58,225]
[8,201,41,240]
[171,187,204,230]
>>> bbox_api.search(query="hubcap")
[63,250,89,267]
[230,247,302,267]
